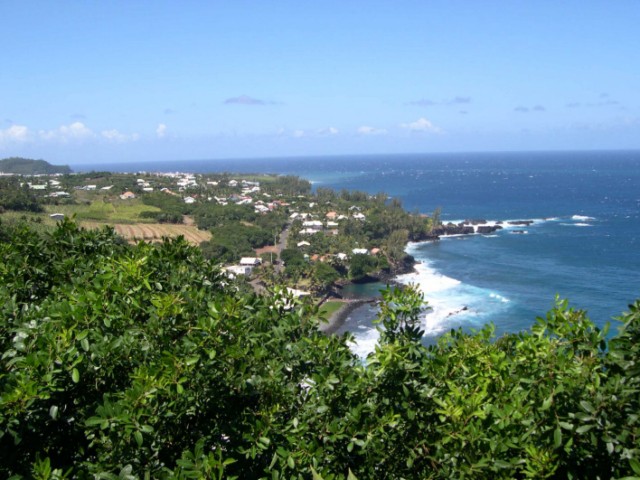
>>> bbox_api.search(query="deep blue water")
[71,151,640,351]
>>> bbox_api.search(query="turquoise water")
[72,151,640,353]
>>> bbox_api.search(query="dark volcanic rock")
[464,219,488,225]
[477,225,503,234]
[508,220,534,226]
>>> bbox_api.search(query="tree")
[311,262,340,293]
[385,229,409,263]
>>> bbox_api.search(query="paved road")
[274,223,290,273]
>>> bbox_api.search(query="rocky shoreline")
[319,218,537,334]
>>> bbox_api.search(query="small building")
[352,248,369,255]
[183,196,196,204]
[325,211,338,220]
[224,265,252,277]
[49,213,65,221]
[352,213,366,221]
[297,241,311,248]
[240,257,262,267]
[302,220,323,231]
[120,191,136,200]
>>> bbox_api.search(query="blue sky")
[1,1,639,164]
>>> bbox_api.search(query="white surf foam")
[561,222,592,227]
[572,215,596,221]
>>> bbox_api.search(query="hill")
[0,157,72,175]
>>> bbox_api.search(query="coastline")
[318,299,375,334]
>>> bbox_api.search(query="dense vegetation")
[0,177,45,213]
[1,219,639,479]
[0,157,72,175]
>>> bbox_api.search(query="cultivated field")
[81,222,211,245]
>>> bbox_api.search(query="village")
[0,168,440,317]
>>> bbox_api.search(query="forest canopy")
[0,219,639,479]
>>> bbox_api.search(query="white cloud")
[101,129,140,143]
[156,123,167,138]
[292,129,305,138]
[0,125,30,143]
[317,126,339,136]
[40,122,95,142]
[400,117,443,134]
[357,125,388,136]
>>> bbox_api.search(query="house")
[49,213,65,221]
[49,191,70,198]
[286,287,311,298]
[29,184,47,190]
[325,211,338,220]
[352,248,369,255]
[370,247,381,255]
[297,241,311,248]
[100,185,114,191]
[224,265,252,277]
[240,257,262,267]
[143,187,154,192]
[85,185,97,191]
[228,180,238,187]
[299,228,320,235]
[183,196,196,204]
[302,220,323,231]
[120,191,136,200]
[352,213,366,221]
[326,221,339,228]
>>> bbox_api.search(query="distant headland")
[0,157,72,175]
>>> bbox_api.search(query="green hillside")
[0,157,72,175]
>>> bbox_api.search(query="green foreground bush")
[1,220,639,479]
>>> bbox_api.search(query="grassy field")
[46,198,161,223]
[318,300,344,319]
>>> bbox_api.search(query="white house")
[183,196,196,204]
[297,241,311,247]
[240,257,262,267]
[302,220,323,231]
[352,248,369,255]
[224,265,252,277]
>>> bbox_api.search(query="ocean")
[72,151,640,355]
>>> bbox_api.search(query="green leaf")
[134,431,143,447]
[553,426,562,448]
[49,405,59,420]
[287,456,295,469]
[630,458,640,476]
[575,424,593,434]
[71,368,80,383]
[580,400,595,414]
[541,395,553,411]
